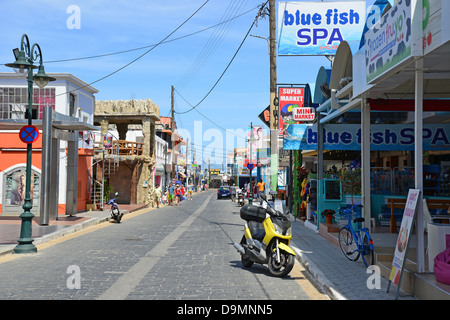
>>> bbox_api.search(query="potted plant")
[338,166,362,205]
[321,209,335,224]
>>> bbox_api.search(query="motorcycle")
[234,195,295,277]
[108,192,123,223]
[237,190,245,207]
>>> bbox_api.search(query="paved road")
[0,190,328,300]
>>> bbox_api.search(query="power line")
[54,0,211,97]
[173,1,268,115]
[44,6,256,64]
[175,0,248,91]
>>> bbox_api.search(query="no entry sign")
[19,125,39,144]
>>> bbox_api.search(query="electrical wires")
[173,1,269,116]
[55,0,211,97]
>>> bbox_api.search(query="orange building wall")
[1,132,92,215]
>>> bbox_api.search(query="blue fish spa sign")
[278,1,366,56]
[283,124,450,151]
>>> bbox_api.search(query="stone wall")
[95,99,160,117]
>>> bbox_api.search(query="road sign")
[19,125,39,144]
[247,163,255,171]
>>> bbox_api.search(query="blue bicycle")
[338,204,374,268]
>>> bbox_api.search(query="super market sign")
[283,124,450,151]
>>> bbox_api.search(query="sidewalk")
[0,204,148,257]
[289,217,416,300]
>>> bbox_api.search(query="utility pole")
[186,137,189,186]
[269,0,278,193]
[171,85,175,180]
[193,145,197,192]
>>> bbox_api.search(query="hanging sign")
[278,1,366,56]
[365,0,422,84]
[19,125,40,144]
[278,87,306,135]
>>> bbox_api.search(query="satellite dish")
[320,81,331,99]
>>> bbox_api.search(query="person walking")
[257,179,265,204]
[187,184,193,200]
[175,184,181,206]
[161,188,168,205]
[168,183,175,206]
[154,184,162,209]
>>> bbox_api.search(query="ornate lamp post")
[5,34,55,254]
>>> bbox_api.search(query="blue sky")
[0,0,384,166]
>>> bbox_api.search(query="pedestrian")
[154,184,162,208]
[187,183,193,200]
[175,184,181,206]
[257,179,265,198]
[168,183,175,206]
[180,184,185,201]
[257,179,265,204]
[252,180,257,200]
[161,188,168,205]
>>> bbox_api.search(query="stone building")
[93,99,160,206]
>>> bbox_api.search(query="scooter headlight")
[273,223,286,235]
[285,226,292,236]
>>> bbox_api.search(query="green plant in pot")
[338,166,361,205]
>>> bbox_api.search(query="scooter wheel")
[268,251,294,278]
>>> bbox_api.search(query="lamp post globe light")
[5,34,55,254]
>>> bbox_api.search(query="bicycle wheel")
[361,231,374,268]
[338,227,360,261]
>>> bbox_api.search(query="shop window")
[2,167,40,215]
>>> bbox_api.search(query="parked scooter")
[234,195,295,277]
[108,192,123,223]
[237,189,245,207]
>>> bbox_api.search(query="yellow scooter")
[234,196,295,277]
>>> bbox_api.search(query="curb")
[0,210,127,258]
[291,244,347,300]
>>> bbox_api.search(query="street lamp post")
[5,34,55,254]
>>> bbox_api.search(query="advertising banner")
[282,123,450,151]
[389,189,420,287]
[365,0,415,83]
[278,1,366,56]
[422,0,442,55]
[247,125,264,165]
[278,87,306,135]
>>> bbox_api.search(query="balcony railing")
[95,140,143,156]
[115,140,143,156]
